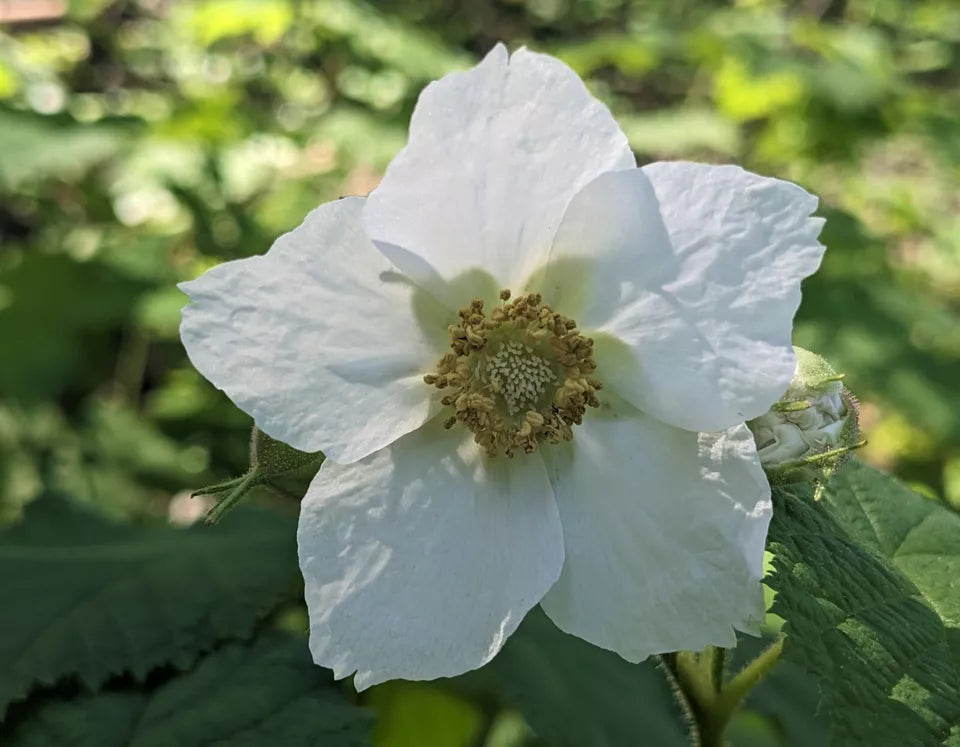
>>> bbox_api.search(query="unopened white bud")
[748,347,862,482]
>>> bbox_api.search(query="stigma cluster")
[423,290,601,457]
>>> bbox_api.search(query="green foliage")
[364,611,830,747]
[1,0,959,744]
[0,254,150,401]
[455,607,689,747]
[737,654,828,747]
[0,107,128,189]
[367,682,485,747]
[0,493,299,718]
[4,634,372,747]
[0,0,955,517]
[820,459,960,632]
[767,463,960,746]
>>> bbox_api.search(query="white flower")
[179,45,826,688]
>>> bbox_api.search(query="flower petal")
[536,167,675,326]
[539,400,771,660]
[364,44,635,309]
[180,197,446,464]
[542,164,825,433]
[297,420,565,689]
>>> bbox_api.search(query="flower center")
[423,289,601,457]
[486,340,557,416]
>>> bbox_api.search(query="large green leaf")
[4,633,372,746]
[820,460,960,629]
[0,493,299,718]
[767,475,960,746]
[451,606,689,747]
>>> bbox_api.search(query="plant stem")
[711,636,785,728]
[666,638,785,747]
[709,646,726,693]
[672,649,723,747]
[656,654,702,746]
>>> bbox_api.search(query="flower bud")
[192,427,324,523]
[747,347,862,483]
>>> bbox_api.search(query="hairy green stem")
[709,646,726,693]
[673,649,723,747]
[665,638,785,746]
[204,470,260,524]
[712,636,785,727]
[657,654,702,746]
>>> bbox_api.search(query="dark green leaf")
[5,633,371,747]
[451,606,689,747]
[820,460,960,629]
[767,477,960,746]
[0,493,299,718]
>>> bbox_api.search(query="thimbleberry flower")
[180,45,826,687]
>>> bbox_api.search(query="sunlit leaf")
[821,460,960,657]
[767,471,960,746]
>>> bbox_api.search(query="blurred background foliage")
[0,0,958,744]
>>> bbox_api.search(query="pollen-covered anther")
[423,290,601,457]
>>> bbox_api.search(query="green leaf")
[0,108,127,189]
[5,633,372,746]
[452,607,689,747]
[820,460,960,629]
[0,493,299,718]
[767,476,960,746]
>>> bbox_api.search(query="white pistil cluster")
[486,341,557,416]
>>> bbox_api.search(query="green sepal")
[250,427,325,477]
[772,399,813,413]
[792,346,846,392]
[193,427,324,523]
